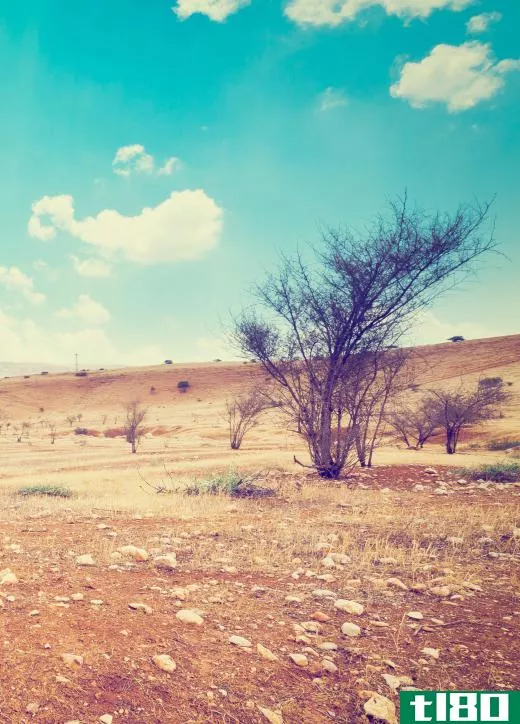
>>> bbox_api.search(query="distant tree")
[123,401,147,454]
[448,336,465,342]
[177,380,190,393]
[431,378,508,454]
[388,395,441,449]
[226,389,269,450]
[164,359,173,365]
[234,195,495,478]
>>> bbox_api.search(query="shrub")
[75,370,88,378]
[479,376,503,388]
[40,371,49,375]
[164,359,173,365]
[184,470,274,498]
[458,462,520,483]
[448,336,465,342]
[487,438,520,451]
[74,427,89,435]
[23,375,30,379]
[177,380,190,392]
[17,485,72,498]
[149,386,156,394]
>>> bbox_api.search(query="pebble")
[289,653,308,667]
[154,554,177,571]
[176,609,204,626]
[406,611,424,620]
[229,635,252,648]
[341,622,361,637]
[75,554,96,567]
[257,644,279,662]
[334,599,364,615]
[119,545,149,562]
[152,654,176,673]
[363,693,397,724]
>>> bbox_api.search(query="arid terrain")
[1,335,519,723]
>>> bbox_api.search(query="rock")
[330,552,350,564]
[424,468,438,475]
[321,556,335,568]
[152,654,176,673]
[334,599,364,615]
[386,577,408,591]
[406,611,424,620]
[119,545,149,562]
[446,537,464,545]
[363,693,397,724]
[75,554,96,567]
[229,635,252,648]
[429,586,451,597]
[99,716,113,724]
[289,653,308,667]
[421,647,440,660]
[257,644,279,662]
[128,602,153,614]
[25,703,39,716]
[0,568,18,585]
[341,622,361,637]
[312,589,336,599]
[318,641,338,651]
[176,609,204,626]
[382,673,401,692]
[321,659,338,673]
[61,653,83,668]
[311,611,331,622]
[300,621,322,634]
[258,706,283,724]
[154,554,177,571]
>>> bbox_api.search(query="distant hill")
[0,362,68,378]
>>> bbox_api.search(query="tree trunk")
[131,439,136,454]
[446,427,456,454]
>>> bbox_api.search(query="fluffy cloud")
[112,145,181,177]
[71,256,112,278]
[0,266,45,305]
[173,0,250,22]
[28,189,223,264]
[317,87,348,112]
[0,309,166,367]
[390,42,520,112]
[284,0,472,27]
[56,294,110,326]
[466,11,501,34]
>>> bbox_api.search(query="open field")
[1,335,520,722]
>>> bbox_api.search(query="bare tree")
[431,378,508,454]
[388,395,441,449]
[123,401,147,454]
[234,196,494,478]
[226,389,268,450]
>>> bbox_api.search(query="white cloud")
[158,157,182,176]
[284,0,473,27]
[56,294,110,326]
[317,87,348,112]
[390,42,520,112]
[173,0,250,22]
[112,144,155,176]
[466,11,501,34]
[71,256,112,278]
[0,309,166,367]
[0,266,45,305]
[28,189,223,265]
[407,310,516,347]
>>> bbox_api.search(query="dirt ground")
[1,335,520,723]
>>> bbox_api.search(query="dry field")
[1,335,520,723]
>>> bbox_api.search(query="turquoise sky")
[0,0,518,367]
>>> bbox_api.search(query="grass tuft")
[458,462,520,483]
[487,438,520,451]
[17,484,73,498]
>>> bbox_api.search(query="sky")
[0,0,518,368]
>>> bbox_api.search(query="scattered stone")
[61,653,83,668]
[75,554,96,567]
[363,693,397,724]
[311,611,331,622]
[152,654,176,673]
[0,568,18,585]
[321,659,338,673]
[406,611,424,620]
[257,644,279,662]
[321,556,335,568]
[229,635,252,648]
[99,716,113,724]
[289,653,308,667]
[424,468,438,476]
[154,554,177,571]
[176,609,204,626]
[25,703,39,716]
[382,674,401,692]
[386,577,408,591]
[128,602,153,614]
[421,647,440,660]
[334,599,364,615]
[429,586,451,597]
[119,545,149,562]
[341,622,361,637]
[300,621,322,634]
[258,706,283,724]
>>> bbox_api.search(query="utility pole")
[74,353,79,374]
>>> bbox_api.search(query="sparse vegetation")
[177,380,190,392]
[17,484,72,498]
[448,335,465,342]
[458,462,520,483]
[123,400,147,454]
[487,438,520,451]
[226,389,268,449]
[74,427,89,435]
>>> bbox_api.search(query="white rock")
[154,554,177,571]
[258,706,283,724]
[421,647,440,660]
[99,716,113,724]
[363,693,397,724]
[176,609,204,626]
[0,568,18,585]
[257,643,279,662]
[386,577,408,591]
[229,635,252,648]
[334,599,364,615]
[75,554,96,567]
[406,611,424,620]
[321,556,335,568]
[119,545,149,562]
[341,622,361,637]
[152,654,176,673]
[289,653,308,667]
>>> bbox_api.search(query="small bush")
[458,462,520,483]
[479,376,503,388]
[487,438,520,451]
[75,370,88,377]
[149,386,156,394]
[74,427,89,435]
[17,485,72,498]
[177,380,190,392]
[185,470,274,498]
[40,371,49,375]
[164,359,173,365]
